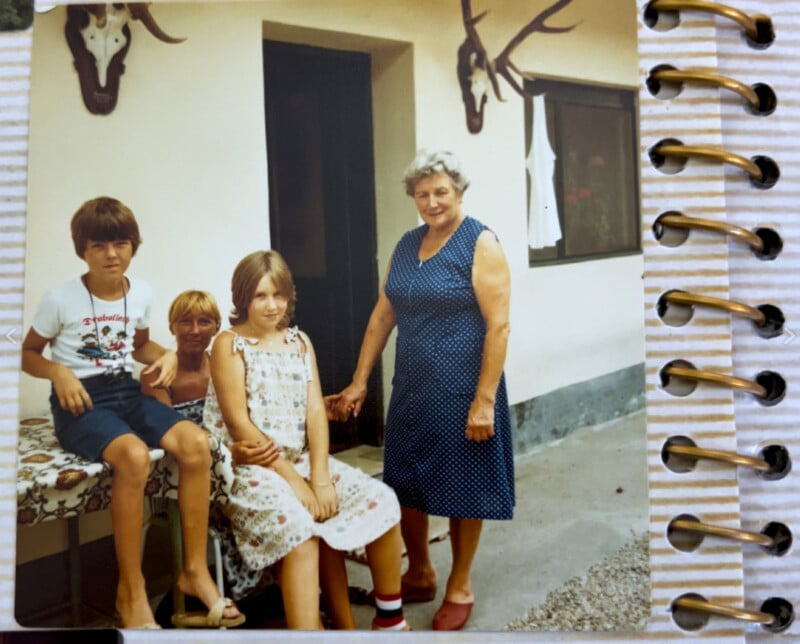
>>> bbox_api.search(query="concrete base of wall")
[510,362,645,455]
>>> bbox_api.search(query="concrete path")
[344,409,649,632]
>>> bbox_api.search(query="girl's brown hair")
[229,250,296,328]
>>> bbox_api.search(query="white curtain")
[526,93,562,249]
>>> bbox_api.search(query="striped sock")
[373,592,407,630]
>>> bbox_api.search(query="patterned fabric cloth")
[172,398,205,426]
[202,328,400,599]
[16,417,176,525]
[383,216,515,520]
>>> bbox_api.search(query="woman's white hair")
[402,149,470,196]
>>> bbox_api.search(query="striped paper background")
[714,1,800,641]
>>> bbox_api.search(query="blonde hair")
[229,250,296,328]
[168,290,222,331]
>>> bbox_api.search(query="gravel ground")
[505,531,651,632]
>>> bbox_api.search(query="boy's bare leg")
[103,434,157,628]
[280,537,323,629]
[160,421,240,620]
[319,541,354,629]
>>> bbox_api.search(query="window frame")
[524,77,642,267]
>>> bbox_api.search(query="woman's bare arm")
[468,230,511,441]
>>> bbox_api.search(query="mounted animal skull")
[65,3,185,115]
[457,0,576,133]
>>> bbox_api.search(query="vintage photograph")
[14,0,648,633]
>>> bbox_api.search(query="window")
[524,78,641,266]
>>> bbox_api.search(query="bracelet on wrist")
[313,480,333,487]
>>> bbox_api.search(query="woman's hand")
[312,482,339,522]
[332,383,368,420]
[228,439,280,467]
[53,365,93,416]
[141,350,178,388]
[466,396,495,442]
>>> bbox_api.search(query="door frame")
[262,21,418,439]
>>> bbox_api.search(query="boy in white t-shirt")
[21,197,244,629]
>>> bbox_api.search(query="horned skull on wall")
[457,0,577,133]
[65,3,185,115]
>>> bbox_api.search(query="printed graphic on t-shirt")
[76,314,129,367]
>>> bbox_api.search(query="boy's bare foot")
[177,568,242,621]
[116,585,157,628]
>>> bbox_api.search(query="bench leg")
[67,516,82,626]
[209,528,224,594]
[167,500,186,619]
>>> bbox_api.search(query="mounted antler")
[457,0,577,133]
[65,3,186,115]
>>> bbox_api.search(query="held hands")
[53,365,93,416]
[466,396,495,442]
[325,383,368,421]
[228,439,280,467]
[141,350,178,389]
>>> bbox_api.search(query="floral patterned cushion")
[16,417,180,525]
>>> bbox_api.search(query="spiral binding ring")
[647,0,772,44]
[658,215,764,253]
[650,142,763,182]
[672,595,776,626]
[648,1,785,633]
[662,364,767,397]
[670,518,775,547]
[660,291,765,324]
[648,67,760,110]
[655,213,764,253]
[664,443,771,472]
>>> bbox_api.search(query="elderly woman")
[331,149,514,631]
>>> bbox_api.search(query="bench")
[16,416,224,626]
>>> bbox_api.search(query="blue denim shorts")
[50,372,185,462]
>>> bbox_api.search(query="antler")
[493,0,577,98]
[127,3,185,43]
[459,0,505,105]
[458,0,578,133]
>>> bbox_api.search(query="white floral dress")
[202,328,400,597]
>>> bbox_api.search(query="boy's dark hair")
[70,196,143,258]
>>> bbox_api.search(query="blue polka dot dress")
[383,216,515,520]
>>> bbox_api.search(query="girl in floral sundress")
[203,250,407,630]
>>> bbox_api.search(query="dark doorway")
[263,40,383,449]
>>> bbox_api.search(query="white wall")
[21,0,641,417]
[17,0,641,560]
